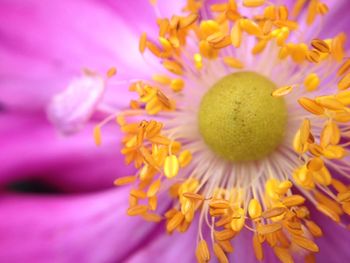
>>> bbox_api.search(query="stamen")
[77,1,350,262]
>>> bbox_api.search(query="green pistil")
[198,71,288,162]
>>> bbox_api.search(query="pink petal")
[126,223,197,263]
[0,113,134,192]
[0,0,165,111]
[314,210,350,263]
[0,188,161,263]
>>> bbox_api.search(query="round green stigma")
[198,71,288,162]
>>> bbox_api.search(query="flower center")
[198,71,288,161]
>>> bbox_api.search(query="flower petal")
[0,113,134,192]
[314,210,350,263]
[0,188,160,263]
[0,0,161,111]
[126,223,197,263]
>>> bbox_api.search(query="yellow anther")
[106,67,117,78]
[333,110,350,122]
[321,121,340,147]
[273,247,293,263]
[142,212,162,223]
[262,20,273,35]
[306,0,318,25]
[230,21,242,48]
[304,73,320,91]
[170,79,184,92]
[146,41,164,58]
[338,73,350,90]
[193,53,203,70]
[278,45,290,59]
[183,192,204,201]
[207,31,225,44]
[163,60,183,75]
[313,166,332,185]
[167,211,184,232]
[332,33,346,62]
[335,90,350,105]
[298,97,325,115]
[293,165,314,189]
[147,179,161,197]
[262,207,287,219]
[164,155,180,178]
[179,13,199,29]
[239,19,261,36]
[152,74,171,85]
[159,37,173,52]
[127,205,148,216]
[282,195,305,207]
[306,50,321,63]
[196,240,211,262]
[315,96,344,110]
[322,145,346,159]
[264,5,276,20]
[158,18,169,37]
[129,100,140,109]
[199,40,218,59]
[145,97,162,115]
[114,175,137,186]
[292,0,307,18]
[252,40,268,54]
[266,179,279,199]
[293,130,308,154]
[305,220,323,237]
[211,36,232,49]
[257,222,282,235]
[337,58,350,76]
[307,157,324,171]
[299,118,311,145]
[291,43,308,63]
[315,191,343,214]
[316,2,329,15]
[278,5,289,20]
[145,120,162,138]
[209,199,231,209]
[210,3,228,12]
[213,243,229,263]
[278,27,290,44]
[170,141,182,154]
[217,240,234,253]
[332,178,348,193]
[337,191,350,202]
[200,20,220,38]
[179,150,193,167]
[311,39,330,53]
[223,57,244,69]
[93,126,102,146]
[292,235,319,252]
[317,204,340,223]
[139,32,147,54]
[272,86,293,97]
[243,0,265,8]
[253,234,263,260]
[230,208,245,231]
[130,189,147,199]
[248,199,262,219]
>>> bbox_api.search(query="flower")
[2,0,350,263]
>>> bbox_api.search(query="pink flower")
[1,0,350,263]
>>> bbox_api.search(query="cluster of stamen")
[90,0,350,262]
